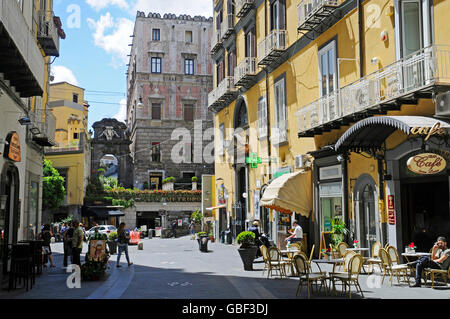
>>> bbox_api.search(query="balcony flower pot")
[236,231,257,271]
[192,181,197,190]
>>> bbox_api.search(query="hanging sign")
[387,195,395,225]
[406,153,446,175]
[3,131,21,162]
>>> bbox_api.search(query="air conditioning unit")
[435,91,450,117]
[295,155,309,169]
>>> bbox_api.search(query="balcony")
[221,14,235,41]
[0,0,44,97]
[234,57,257,87]
[208,77,238,113]
[31,108,56,146]
[37,10,60,57]
[211,29,223,54]
[297,0,341,32]
[296,45,450,137]
[236,0,255,18]
[45,138,84,154]
[257,30,287,66]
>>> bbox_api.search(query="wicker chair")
[379,248,410,286]
[336,242,349,270]
[260,245,270,277]
[366,241,382,273]
[267,247,289,279]
[331,254,364,298]
[424,266,450,288]
[387,245,400,265]
[309,244,315,264]
[293,254,328,298]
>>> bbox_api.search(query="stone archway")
[91,119,133,188]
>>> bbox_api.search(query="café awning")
[259,170,312,217]
[335,116,450,152]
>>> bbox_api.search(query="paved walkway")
[1,236,449,299]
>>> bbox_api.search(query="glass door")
[318,41,337,123]
[361,184,377,249]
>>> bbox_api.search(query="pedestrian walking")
[39,224,55,268]
[63,223,74,268]
[189,221,195,240]
[117,222,133,267]
[171,220,177,238]
[27,224,35,240]
[71,220,84,266]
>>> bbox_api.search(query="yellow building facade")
[210,0,450,252]
[44,82,91,222]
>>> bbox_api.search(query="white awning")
[260,170,312,217]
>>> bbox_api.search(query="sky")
[51,0,213,131]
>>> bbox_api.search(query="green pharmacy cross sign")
[246,153,262,168]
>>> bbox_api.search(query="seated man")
[408,236,450,287]
[285,220,303,245]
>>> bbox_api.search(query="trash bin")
[220,230,225,244]
[148,229,153,239]
[225,230,232,245]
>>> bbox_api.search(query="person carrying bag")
[117,222,133,268]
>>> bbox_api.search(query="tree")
[43,159,66,211]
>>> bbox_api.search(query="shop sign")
[387,195,395,225]
[406,153,446,175]
[410,122,448,141]
[3,131,21,162]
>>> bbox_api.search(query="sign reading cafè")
[3,131,21,162]
[406,153,446,175]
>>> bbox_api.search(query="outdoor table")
[401,252,431,263]
[311,258,344,293]
[279,249,300,276]
[346,247,370,255]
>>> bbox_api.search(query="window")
[245,26,256,58]
[216,59,225,86]
[151,57,162,73]
[319,181,343,233]
[152,29,160,41]
[400,1,423,57]
[274,77,287,143]
[185,59,194,75]
[184,104,194,121]
[185,31,193,43]
[73,94,78,103]
[151,103,161,120]
[257,96,268,139]
[73,132,79,140]
[318,40,337,122]
[270,0,286,31]
[227,49,236,77]
[151,142,161,162]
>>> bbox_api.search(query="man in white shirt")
[285,220,303,244]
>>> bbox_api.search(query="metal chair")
[293,254,328,298]
[8,243,34,291]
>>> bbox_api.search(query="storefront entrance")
[400,178,449,252]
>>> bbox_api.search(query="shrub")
[197,231,207,237]
[191,176,198,182]
[108,231,118,241]
[236,231,255,248]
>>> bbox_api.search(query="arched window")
[234,99,248,129]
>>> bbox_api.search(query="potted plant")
[331,217,348,256]
[162,176,175,190]
[236,231,257,271]
[191,176,198,190]
[196,231,209,252]
[107,231,118,255]
[208,231,215,243]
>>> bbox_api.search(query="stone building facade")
[126,11,215,190]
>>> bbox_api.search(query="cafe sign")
[3,131,21,162]
[406,153,446,175]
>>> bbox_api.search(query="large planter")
[197,236,209,252]
[238,246,258,271]
[107,241,117,255]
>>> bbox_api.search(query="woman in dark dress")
[40,224,55,267]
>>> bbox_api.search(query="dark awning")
[84,207,109,218]
[335,116,450,152]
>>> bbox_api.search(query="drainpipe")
[358,0,364,78]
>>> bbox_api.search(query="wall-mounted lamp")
[18,117,32,126]
[30,126,41,135]
[0,195,7,210]
[371,57,379,65]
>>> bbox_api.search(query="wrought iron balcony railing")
[37,10,60,57]
[257,30,287,66]
[211,29,223,53]
[31,108,56,146]
[208,77,238,112]
[236,0,255,18]
[296,45,450,136]
[297,0,341,32]
[234,57,258,87]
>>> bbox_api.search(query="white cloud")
[86,0,129,11]
[50,66,79,86]
[113,98,127,122]
[87,13,134,67]
[131,0,212,18]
